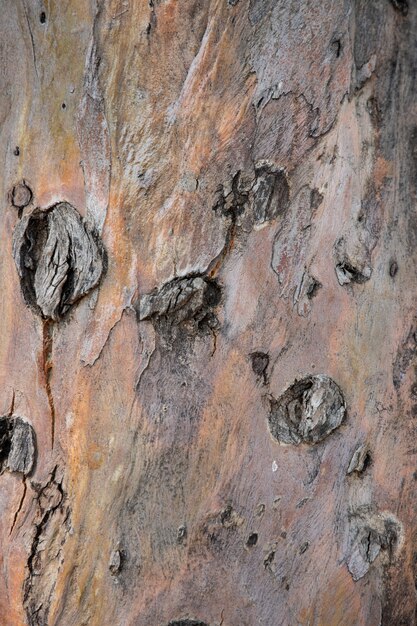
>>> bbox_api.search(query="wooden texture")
[0,1,416,624]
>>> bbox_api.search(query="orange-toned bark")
[0,1,416,625]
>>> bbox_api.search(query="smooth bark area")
[0,1,416,624]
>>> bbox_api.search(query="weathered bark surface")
[0,1,416,625]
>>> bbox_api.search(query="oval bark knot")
[12,202,105,320]
[0,416,36,476]
[11,180,33,210]
[268,374,346,444]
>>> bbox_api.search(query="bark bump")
[334,236,373,286]
[346,510,402,581]
[268,375,346,445]
[13,202,105,320]
[347,443,372,475]
[138,276,221,333]
[109,549,123,576]
[0,416,36,475]
[11,180,33,210]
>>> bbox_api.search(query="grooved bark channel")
[0,1,416,625]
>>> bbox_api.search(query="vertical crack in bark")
[42,319,55,449]
[9,388,15,416]
[9,476,27,535]
[22,0,39,81]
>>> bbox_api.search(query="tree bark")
[0,1,416,625]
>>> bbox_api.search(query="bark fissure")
[42,320,55,449]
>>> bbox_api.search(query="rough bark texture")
[0,1,416,625]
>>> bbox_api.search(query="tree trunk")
[0,1,416,624]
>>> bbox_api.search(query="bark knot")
[0,416,36,476]
[268,374,346,445]
[13,202,105,320]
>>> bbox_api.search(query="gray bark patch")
[13,202,105,320]
[334,236,372,286]
[347,443,371,475]
[109,549,124,576]
[0,416,36,475]
[138,276,221,333]
[252,166,289,225]
[346,510,402,581]
[268,375,346,445]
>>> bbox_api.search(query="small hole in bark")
[246,532,258,547]
[0,420,13,469]
[61,102,66,110]
[203,279,222,308]
[362,452,372,472]
[306,278,321,299]
[389,261,398,277]
[250,352,269,383]
[331,38,342,58]
[40,11,46,23]
[14,146,20,156]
